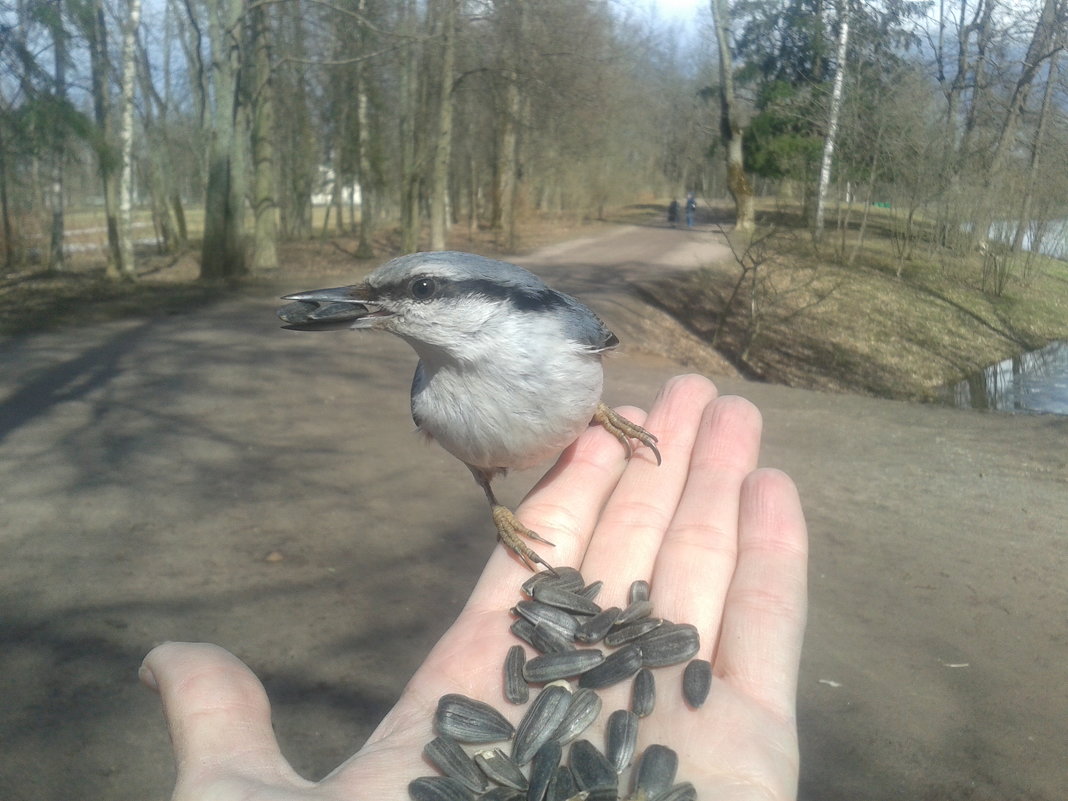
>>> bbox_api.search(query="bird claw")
[491,505,558,574]
[593,402,662,466]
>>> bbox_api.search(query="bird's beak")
[277,284,391,331]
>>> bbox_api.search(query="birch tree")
[429,0,456,251]
[814,0,849,239]
[118,0,141,279]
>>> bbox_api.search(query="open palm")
[142,374,808,801]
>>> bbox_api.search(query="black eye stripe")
[390,277,568,313]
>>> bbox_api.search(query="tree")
[813,0,849,239]
[118,0,141,279]
[199,0,247,280]
[710,0,755,231]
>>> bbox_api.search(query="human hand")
[141,374,808,800]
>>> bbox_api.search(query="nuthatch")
[278,251,660,571]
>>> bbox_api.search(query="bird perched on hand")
[277,251,660,571]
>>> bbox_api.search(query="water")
[988,218,1068,260]
[943,340,1068,414]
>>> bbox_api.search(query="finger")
[580,374,720,604]
[714,468,808,718]
[141,642,309,791]
[649,394,763,639]
[462,401,638,611]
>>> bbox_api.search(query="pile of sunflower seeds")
[409,567,713,801]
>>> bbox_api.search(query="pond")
[942,340,1068,414]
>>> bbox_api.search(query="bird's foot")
[492,505,558,573]
[593,402,662,465]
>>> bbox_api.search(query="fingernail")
[138,664,158,691]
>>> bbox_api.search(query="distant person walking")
[685,193,697,228]
[668,199,679,228]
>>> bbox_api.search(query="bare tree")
[429,0,456,251]
[249,0,277,272]
[814,0,849,239]
[118,0,141,279]
[710,0,755,232]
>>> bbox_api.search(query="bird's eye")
[409,277,436,300]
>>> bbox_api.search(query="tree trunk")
[118,0,141,280]
[86,0,122,277]
[354,50,375,259]
[200,0,247,280]
[48,9,67,273]
[1011,50,1059,255]
[429,0,456,251]
[249,0,278,272]
[710,0,755,233]
[814,1,849,239]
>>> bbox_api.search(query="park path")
[0,223,1065,801]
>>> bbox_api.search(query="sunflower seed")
[515,601,580,640]
[574,607,621,644]
[530,621,577,655]
[651,782,697,801]
[477,788,523,801]
[475,748,528,791]
[569,739,618,797]
[577,581,603,602]
[606,709,640,772]
[527,740,562,801]
[578,642,643,689]
[628,580,650,604]
[603,617,662,647]
[523,567,585,596]
[545,766,579,801]
[551,687,601,745]
[523,649,605,684]
[511,618,538,648]
[630,668,655,718]
[436,694,515,744]
[614,599,654,626]
[513,684,572,765]
[424,736,489,793]
[532,583,602,616]
[682,659,712,708]
[638,624,700,668]
[632,745,678,801]
[409,775,477,801]
[504,645,529,704]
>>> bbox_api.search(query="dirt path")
[0,223,1065,801]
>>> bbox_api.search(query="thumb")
[141,642,310,795]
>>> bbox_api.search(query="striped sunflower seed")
[523,567,585,596]
[530,621,577,655]
[523,649,605,684]
[628,580,650,604]
[614,599,654,626]
[638,623,700,668]
[512,684,572,765]
[475,748,528,791]
[606,709,640,772]
[577,642,642,689]
[574,607,621,645]
[682,659,712,708]
[551,687,601,746]
[515,601,580,640]
[477,788,523,801]
[527,740,562,801]
[603,617,662,647]
[504,645,529,704]
[569,739,618,798]
[545,766,579,801]
[531,582,602,616]
[577,580,603,602]
[424,735,488,793]
[409,775,477,801]
[651,782,697,801]
[630,668,655,718]
[435,694,515,744]
[631,745,678,801]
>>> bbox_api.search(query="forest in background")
[0,0,1065,299]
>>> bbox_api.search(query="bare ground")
[1,223,1066,801]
